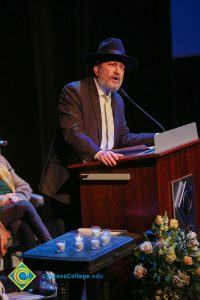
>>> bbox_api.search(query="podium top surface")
[68,139,200,170]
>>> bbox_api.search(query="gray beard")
[97,77,121,93]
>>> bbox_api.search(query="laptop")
[139,122,198,155]
[154,122,198,153]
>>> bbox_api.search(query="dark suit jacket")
[39,77,155,203]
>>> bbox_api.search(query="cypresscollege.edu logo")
[8,262,36,290]
[42,272,104,280]
[8,262,104,291]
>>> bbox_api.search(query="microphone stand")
[119,88,165,132]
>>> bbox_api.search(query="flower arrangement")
[131,212,200,300]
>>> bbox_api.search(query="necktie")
[103,94,114,149]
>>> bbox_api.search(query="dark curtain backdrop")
[171,57,200,129]
[1,0,198,191]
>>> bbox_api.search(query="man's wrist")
[94,150,104,160]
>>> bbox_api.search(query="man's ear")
[93,64,99,77]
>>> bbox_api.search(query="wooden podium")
[68,140,200,233]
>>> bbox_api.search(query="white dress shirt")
[94,79,114,150]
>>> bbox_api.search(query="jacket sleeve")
[0,155,32,201]
[58,82,101,159]
[118,115,155,147]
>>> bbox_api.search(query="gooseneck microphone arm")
[119,88,165,132]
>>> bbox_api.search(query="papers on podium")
[112,144,150,155]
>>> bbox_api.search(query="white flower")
[187,231,197,240]
[133,264,147,279]
[173,270,190,287]
[140,241,153,254]
[187,238,199,251]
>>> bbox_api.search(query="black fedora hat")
[84,38,139,70]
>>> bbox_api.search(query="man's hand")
[95,150,124,166]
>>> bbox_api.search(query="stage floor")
[7,292,56,299]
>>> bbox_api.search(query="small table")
[22,231,136,300]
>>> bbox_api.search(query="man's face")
[94,61,125,93]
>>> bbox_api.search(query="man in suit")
[39,38,156,235]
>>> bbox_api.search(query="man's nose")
[114,65,120,73]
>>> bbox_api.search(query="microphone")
[0,139,8,147]
[119,88,165,132]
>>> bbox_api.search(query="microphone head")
[118,88,128,97]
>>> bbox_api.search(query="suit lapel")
[88,78,102,144]
[111,92,118,144]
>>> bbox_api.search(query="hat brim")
[84,52,139,70]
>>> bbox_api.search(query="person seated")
[0,154,56,296]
